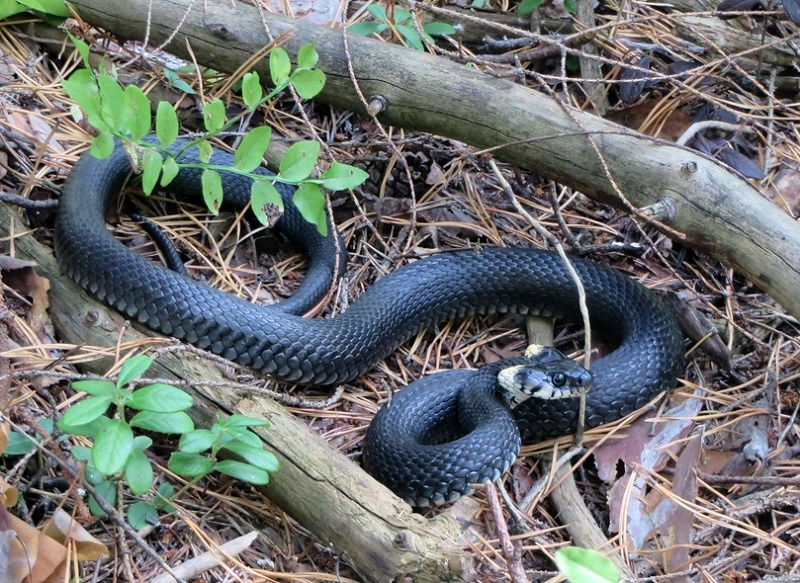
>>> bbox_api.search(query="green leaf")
[563,0,577,13]
[90,132,115,159]
[168,452,215,477]
[396,24,424,50]
[366,3,387,21]
[197,140,212,164]
[61,415,110,438]
[58,396,112,430]
[250,179,284,226]
[224,414,271,429]
[156,101,179,146]
[269,47,291,86]
[171,78,195,94]
[125,85,152,139]
[423,22,456,36]
[141,149,163,196]
[87,480,116,517]
[72,380,117,397]
[201,168,223,214]
[278,140,320,182]
[233,126,271,172]
[347,21,388,36]
[293,183,328,236]
[160,157,179,187]
[155,482,176,511]
[70,445,92,461]
[241,71,262,108]
[97,73,128,133]
[517,0,544,16]
[92,419,134,475]
[178,429,217,454]
[296,43,319,69]
[127,501,159,529]
[0,1,28,20]
[68,33,91,68]
[290,69,325,99]
[554,547,620,583]
[214,460,270,485]
[202,98,226,133]
[226,427,262,448]
[18,0,70,16]
[221,441,279,473]
[128,383,193,413]
[4,432,35,455]
[394,8,412,23]
[124,448,154,494]
[319,162,368,191]
[117,354,153,387]
[130,411,195,434]
[62,69,105,130]
[133,435,153,450]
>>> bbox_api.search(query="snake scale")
[55,139,684,505]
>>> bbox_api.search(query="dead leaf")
[0,254,52,339]
[0,421,8,454]
[606,103,692,142]
[44,508,109,560]
[7,512,68,583]
[1,475,19,507]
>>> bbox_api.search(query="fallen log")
[0,202,473,582]
[65,0,800,320]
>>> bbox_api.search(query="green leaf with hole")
[178,429,217,454]
[90,132,114,160]
[168,451,214,477]
[278,140,319,182]
[233,126,271,172]
[197,140,213,164]
[214,460,270,484]
[291,69,325,99]
[156,101,179,146]
[319,162,368,191]
[201,168,223,214]
[296,43,319,69]
[203,98,226,133]
[92,419,134,475]
[250,179,283,226]
[72,380,117,397]
[161,156,179,187]
[269,47,291,86]
[221,441,279,473]
[554,547,619,583]
[130,411,195,434]
[125,84,151,139]
[241,71,262,108]
[128,383,193,413]
[292,183,327,236]
[117,354,153,387]
[58,396,112,430]
[141,149,163,196]
[124,448,154,495]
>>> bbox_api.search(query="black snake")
[55,139,684,505]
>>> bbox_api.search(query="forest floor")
[1,0,800,582]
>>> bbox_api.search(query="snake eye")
[551,372,567,387]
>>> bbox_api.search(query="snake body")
[55,140,684,504]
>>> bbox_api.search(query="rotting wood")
[64,0,800,320]
[0,202,472,583]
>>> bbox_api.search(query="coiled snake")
[55,139,684,506]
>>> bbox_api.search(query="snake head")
[497,346,593,408]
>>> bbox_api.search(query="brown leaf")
[0,422,8,455]
[0,254,52,338]
[44,509,109,560]
[605,103,692,142]
[10,514,67,583]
